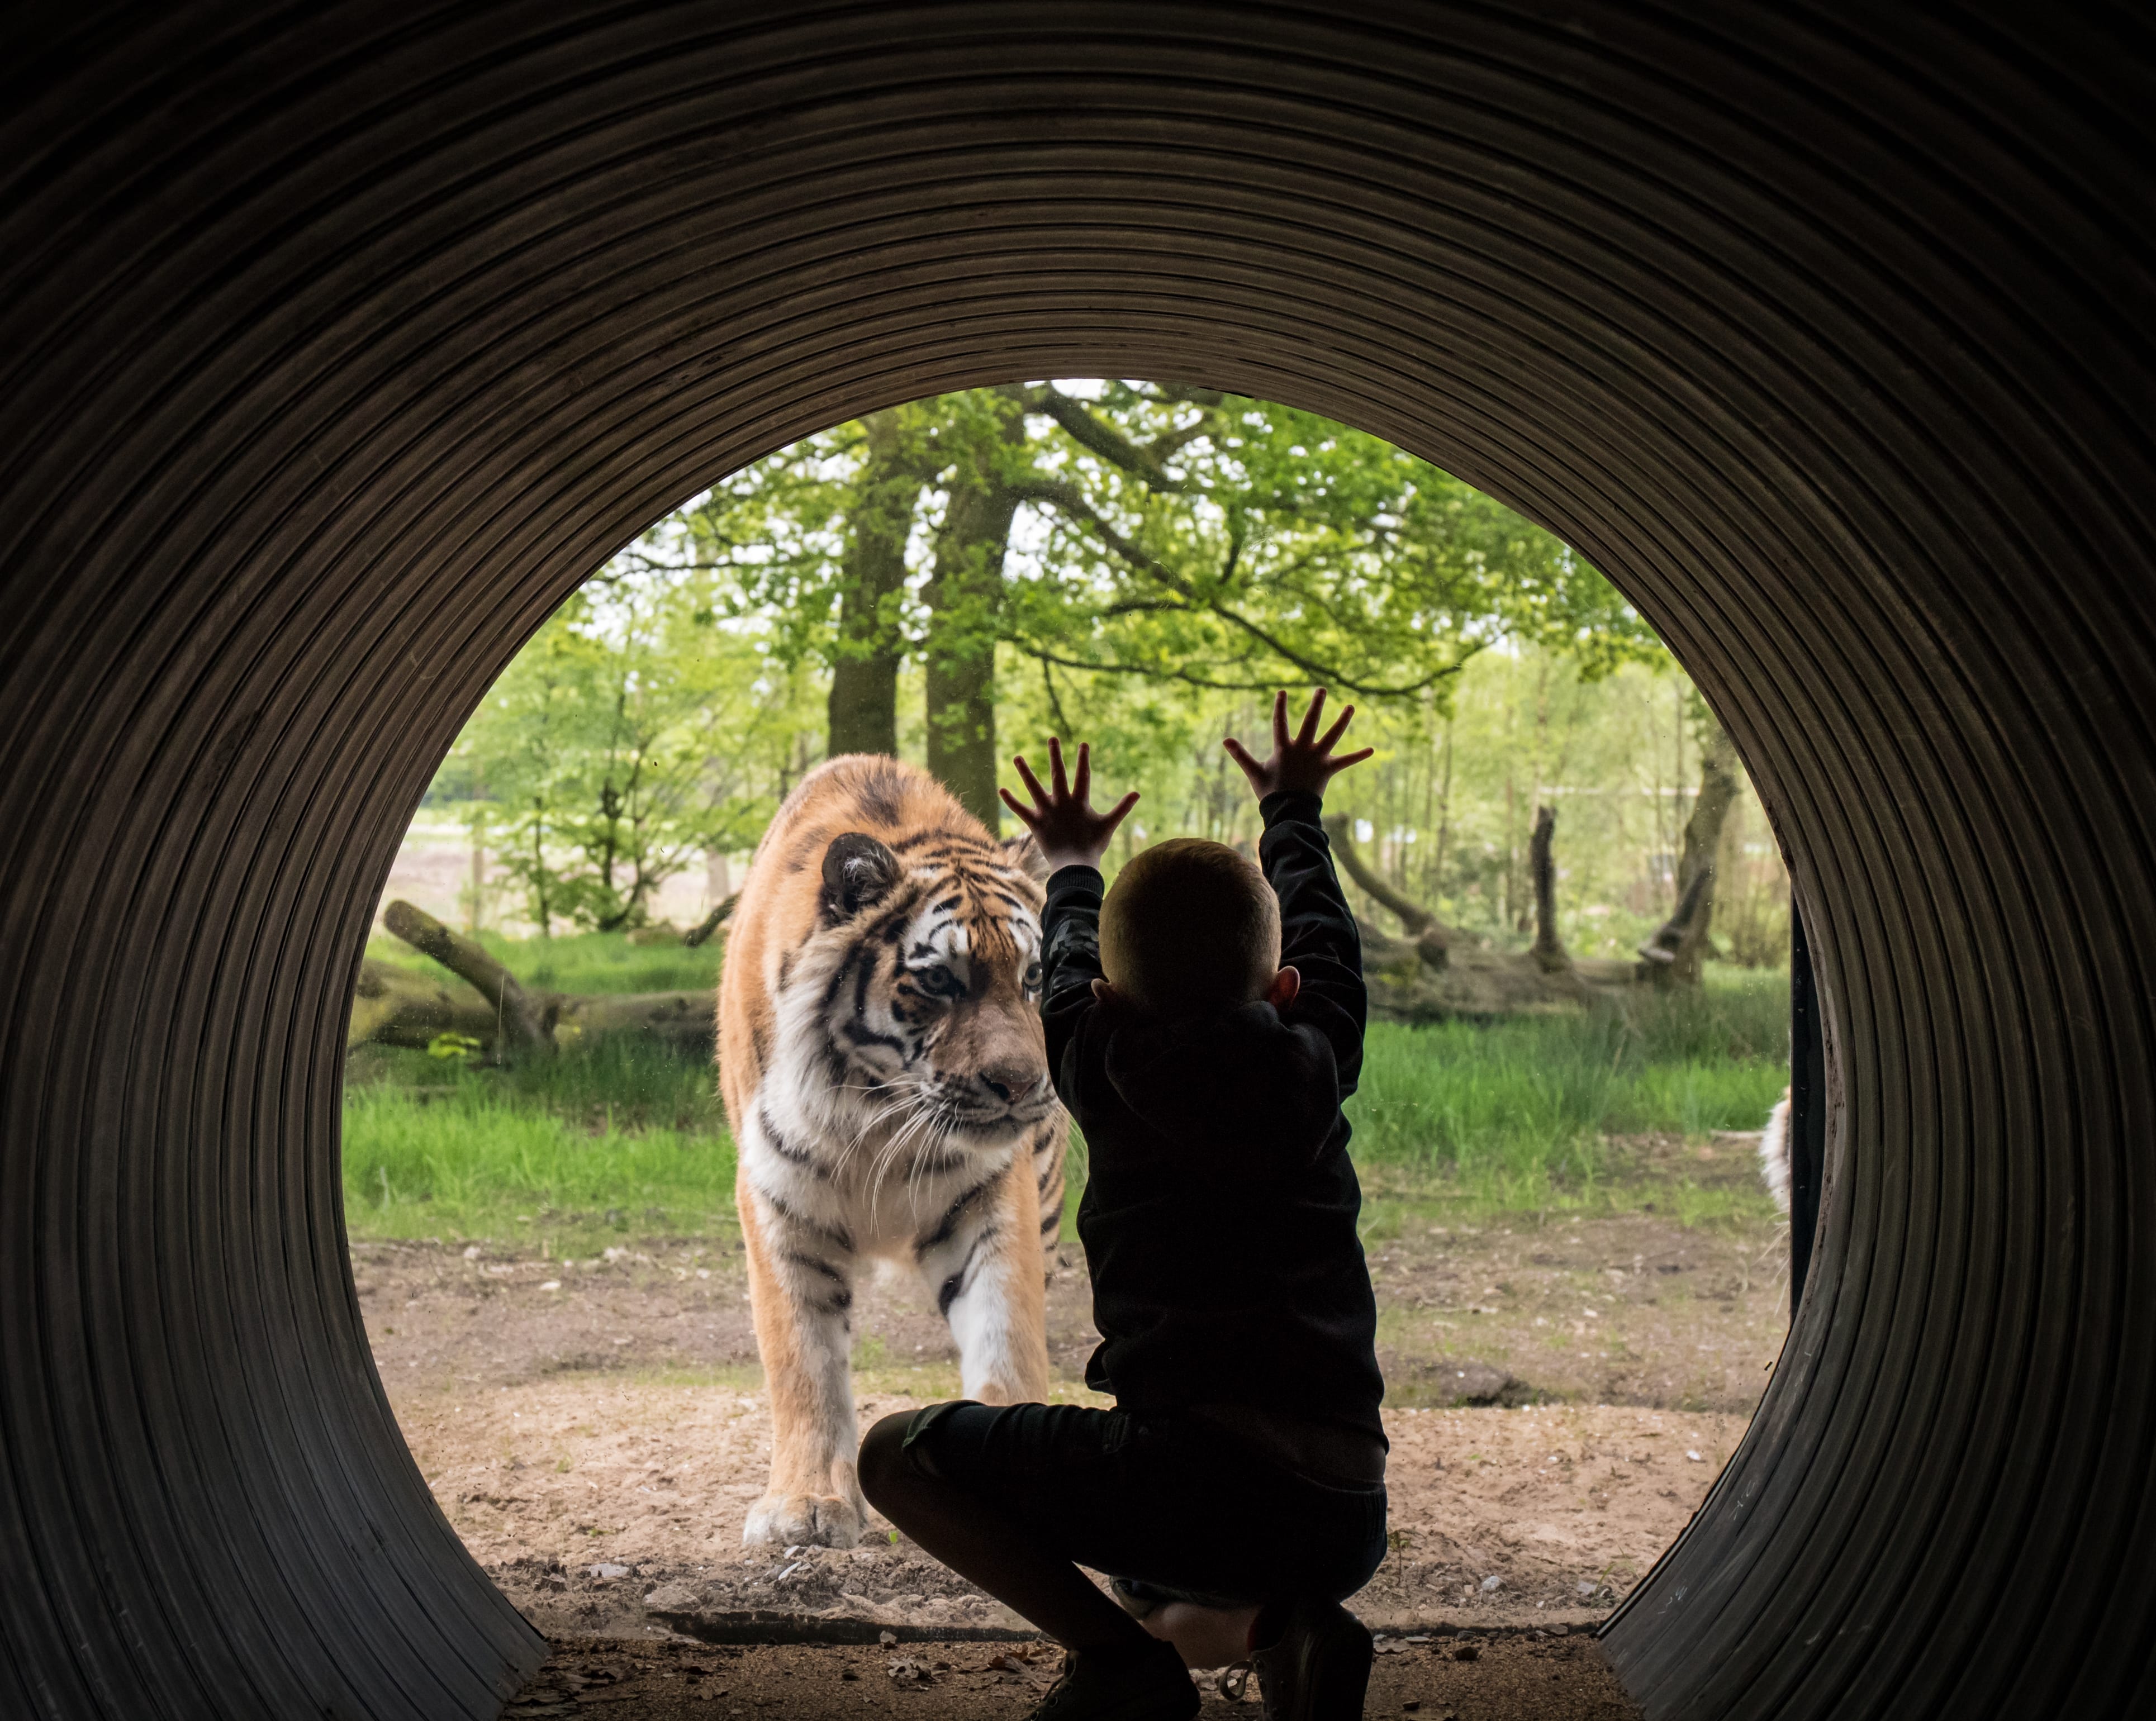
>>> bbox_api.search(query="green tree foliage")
[650,382,1661,829]
[438,571,818,933]
[1001,382,1658,698]
[423,382,1784,964]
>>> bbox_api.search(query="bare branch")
[1004,640,1347,695]
[1011,478,1466,697]
[1141,382,1228,408]
[681,892,739,948]
[1026,386,1189,490]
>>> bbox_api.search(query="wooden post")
[1528,804,1569,973]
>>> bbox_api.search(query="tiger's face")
[796,829,1055,1151]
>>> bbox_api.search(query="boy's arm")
[1258,791,1367,1095]
[998,734,1136,1102]
[1037,863,1105,1104]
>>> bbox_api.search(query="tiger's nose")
[978,1062,1040,1105]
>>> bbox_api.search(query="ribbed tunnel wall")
[1,5,2150,1717]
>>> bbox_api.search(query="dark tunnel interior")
[1,6,2150,1717]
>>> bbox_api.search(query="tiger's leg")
[1029,1113,1069,1271]
[737,1172,866,1547]
[914,1148,1050,1406]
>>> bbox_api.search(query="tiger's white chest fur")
[749,880,1049,1248]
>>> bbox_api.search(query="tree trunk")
[924,403,1024,829]
[1529,804,1571,972]
[1637,715,1742,986]
[827,407,930,758]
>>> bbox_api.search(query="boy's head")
[1100,838,1285,1016]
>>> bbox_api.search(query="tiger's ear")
[1000,833,1052,882]
[820,832,903,923]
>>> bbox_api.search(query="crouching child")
[858,690,1388,1721]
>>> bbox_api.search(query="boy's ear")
[1265,966,1301,1010]
[1090,977,1123,1008]
[1001,831,1052,882]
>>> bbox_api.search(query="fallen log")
[348,901,715,1059]
[382,900,552,1054]
[1323,815,1458,970]
[1326,812,1617,1020]
[552,989,718,1058]
[348,957,504,1051]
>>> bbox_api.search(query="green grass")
[342,933,1791,1246]
[1343,966,1790,1214]
[342,1019,735,1251]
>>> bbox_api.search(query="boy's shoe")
[1249,1597,1373,1720]
[1028,1637,1199,1720]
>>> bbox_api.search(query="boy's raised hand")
[999,738,1140,873]
[1223,688,1375,800]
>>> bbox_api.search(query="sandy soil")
[359,1145,1780,1643]
[355,1135,1787,1415]
[508,1630,1639,1718]
[404,1378,1742,1639]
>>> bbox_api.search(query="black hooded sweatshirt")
[1039,790,1386,1450]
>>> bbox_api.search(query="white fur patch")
[1759,1088,1792,1214]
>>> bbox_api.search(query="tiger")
[717,754,1066,1548]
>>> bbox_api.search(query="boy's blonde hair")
[1100,838,1281,1014]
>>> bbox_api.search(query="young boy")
[858,690,1385,1721]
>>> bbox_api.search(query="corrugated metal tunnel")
[1,4,2150,1717]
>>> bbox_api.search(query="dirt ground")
[358,1134,1784,1656]
[509,1630,1639,1718]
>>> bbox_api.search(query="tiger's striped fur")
[718,755,1065,1547]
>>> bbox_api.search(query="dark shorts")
[900,1400,1388,1607]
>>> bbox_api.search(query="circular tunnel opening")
[3,8,2150,1719]
[342,379,1804,1655]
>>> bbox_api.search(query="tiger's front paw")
[743,1490,867,1549]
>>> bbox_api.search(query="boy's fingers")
[1072,741,1091,806]
[1222,735,1263,781]
[1297,687,1327,746]
[1100,790,1140,835]
[1012,754,1050,807]
[1047,736,1069,798]
[997,786,1041,828]
[1271,690,1290,752]
[1326,746,1376,775]
[1316,704,1357,753]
